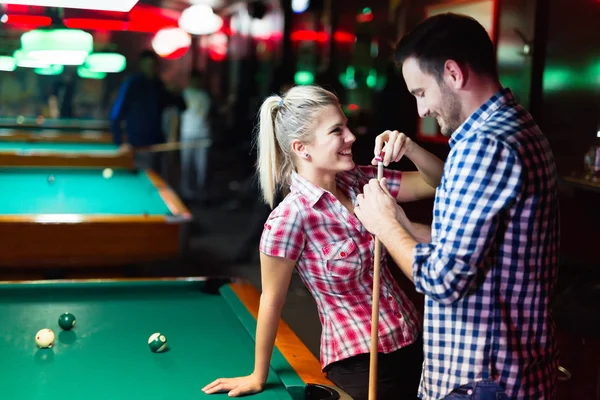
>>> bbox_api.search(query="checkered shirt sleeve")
[412,136,521,303]
[259,203,305,261]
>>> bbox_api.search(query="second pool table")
[0,128,112,144]
[0,167,191,267]
[0,141,133,168]
[0,277,342,399]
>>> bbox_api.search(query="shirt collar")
[290,168,361,208]
[290,171,327,207]
[449,87,514,148]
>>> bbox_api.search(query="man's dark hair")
[190,69,203,80]
[394,13,497,81]
[139,49,158,62]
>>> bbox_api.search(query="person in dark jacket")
[110,50,185,174]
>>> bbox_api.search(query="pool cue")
[134,139,212,153]
[368,154,385,400]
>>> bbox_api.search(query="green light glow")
[84,53,126,73]
[21,29,93,65]
[0,56,16,71]
[77,66,107,79]
[34,64,64,75]
[294,71,314,85]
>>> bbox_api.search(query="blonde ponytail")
[256,96,282,208]
[255,85,340,208]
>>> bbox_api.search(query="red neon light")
[356,12,373,23]
[348,104,359,111]
[291,30,355,44]
[64,18,176,32]
[333,31,355,43]
[2,4,46,13]
[2,14,52,27]
[64,18,127,30]
[2,3,180,33]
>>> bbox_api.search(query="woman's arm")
[202,253,296,397]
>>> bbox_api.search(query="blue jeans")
[443,380,509,400]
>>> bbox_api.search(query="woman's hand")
[372,130,416,166]
[202,373,265,397]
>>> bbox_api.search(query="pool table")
[0,128,112,144]
[0,168,191,267]
[0,116,110,131]
[0,277,342,400]
[0,141,133,168]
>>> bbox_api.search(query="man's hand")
[118,143,133,154]
[355,178,398,238]
[372,130,415,166]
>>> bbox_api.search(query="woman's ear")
[290,139,307,158]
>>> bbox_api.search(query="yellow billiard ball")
[102,168,113,179]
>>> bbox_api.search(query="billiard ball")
[102,168,113,179]
[58,312,76,330]
[35,328,55,348]
[47,175,55,184]
[148,332,167,353]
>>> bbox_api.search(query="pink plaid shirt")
[259,166,422,368]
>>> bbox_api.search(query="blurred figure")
[48,69,76,118]
[180,70,212,200]
[110,50,185,175]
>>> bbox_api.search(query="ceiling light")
[13,49,50,69]
[179,4,223,35]
[0,56,16,71]
[0,0,139,12]
[21,29,93,65]
[84,53,126,73]
[152,28,191,59]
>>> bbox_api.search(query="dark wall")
[539,0,600,268]
[538,0,600,174]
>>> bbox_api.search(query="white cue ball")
[35,328,55,348]
[102,168,113,179]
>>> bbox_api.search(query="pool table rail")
[0,170,191,267]
[0,149,134,169]
[0,128,112,144]
[227,282,334,388]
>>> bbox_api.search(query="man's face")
[402,57,463,136]
[139,57,158,78]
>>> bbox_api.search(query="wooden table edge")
[229,281,334,387]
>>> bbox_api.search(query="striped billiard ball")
[148,332,167,353]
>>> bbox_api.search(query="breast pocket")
[322,238,362,278]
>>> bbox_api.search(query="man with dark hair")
[110,50,185,174]
[355,13,559,400]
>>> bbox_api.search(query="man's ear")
[443,59,467,90]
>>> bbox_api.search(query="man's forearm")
[378,221,417,281]
[407,222,431,243]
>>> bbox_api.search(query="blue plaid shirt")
[413,88,560,399]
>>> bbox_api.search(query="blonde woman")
[203,85,443,400]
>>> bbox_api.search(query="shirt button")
[387,296,393,301]
[339,251,346,257]
[368,236,373,241]
[396,313,402,319]
[266,224,271,230]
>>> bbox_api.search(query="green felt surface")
[0,280,304,400]
[0,168,172,215]
[0,142,118,153]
